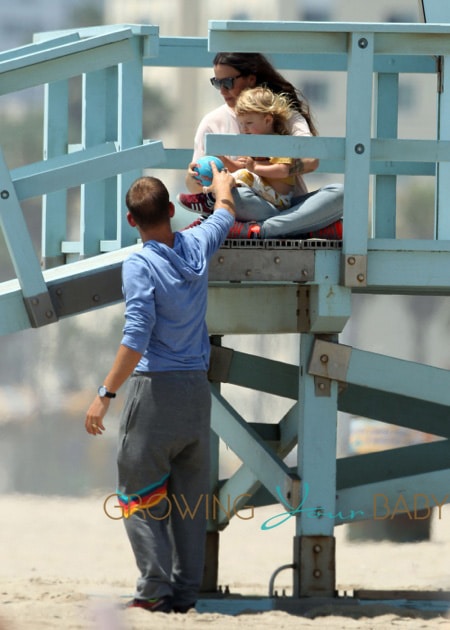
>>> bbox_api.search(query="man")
[85,163,235,613]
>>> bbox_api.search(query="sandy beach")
[1,494,449,629]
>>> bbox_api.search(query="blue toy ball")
[193,155,224,186]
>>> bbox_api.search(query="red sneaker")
[177,192,215,216]
[227,221,261,239]
[125,596,172,613]
[305,219,343,240]
[180,216,205,231]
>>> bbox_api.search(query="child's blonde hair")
[235,87,292,135]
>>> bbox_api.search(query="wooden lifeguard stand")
[0,5,449,613]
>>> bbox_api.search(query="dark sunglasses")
[210,74,242,90]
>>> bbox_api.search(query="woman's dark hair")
[213,52,318,136]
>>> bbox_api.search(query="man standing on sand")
[84,163,235,613]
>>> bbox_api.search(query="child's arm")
[244,156,291,181]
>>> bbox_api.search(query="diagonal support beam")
[216,403,301,527]
[0,151,57,327]
[309,340,450,436]
[0,29,140,95]
[211,389,300,507]
[337,440,450,490]
[12,140,166,201]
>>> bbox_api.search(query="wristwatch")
[98,385,116,399]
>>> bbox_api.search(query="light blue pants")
[117,371,211,608]
[232,183,344,238]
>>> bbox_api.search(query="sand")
[1,494,449,629]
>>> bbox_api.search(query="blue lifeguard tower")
[0,0,449,614]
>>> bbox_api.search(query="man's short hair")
[126,177,170,228]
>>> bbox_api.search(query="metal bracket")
[293,535,336,597]
[308,338,352,384]
[208,344,234,383]
[284,475,301,510]
[341,253,367,287]
[314,376,331,397]
[23,292,58,327]
[296,286,310,332]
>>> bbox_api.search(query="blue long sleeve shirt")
[120,209,234,372]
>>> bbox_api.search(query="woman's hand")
[185,161,204,193]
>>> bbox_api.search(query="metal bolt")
[313,544,322,553]
[313,569,322,578]
[318,382,325,391]
[31,298,39,305]
[45,310,54,319]
[301,269,308,277]
[347,256,356,265]
[245,269,252,277]
[274,256,280,264]
[92,294,100,302]
[320,354,329,364]
[0,190,9,199]
[355,143,365,154]
[358,37,368,49]
[357,273,365,282]
[56,288,62,296]
[218,256,224,264]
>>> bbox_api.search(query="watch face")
[98,386,107,397]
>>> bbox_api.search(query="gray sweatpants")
[117,370,211,607]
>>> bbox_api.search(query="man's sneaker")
[227,220,261,239]
[173,602,196,613]
[181,216,205,231]
[177,192,215,216]
[305,219,343,240]
[125,595,172,613]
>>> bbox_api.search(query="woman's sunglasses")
[210,74,242,91]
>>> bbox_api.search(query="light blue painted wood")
[12,141,166,201]
[436,56,450,239]
[33,24,159,42]
[308,284,352,333]
[144,36,213,66]
[116,37,144,247]
[0,33,80,62]
[0,280,33,334]
[209,20,450,34]
[342,32,374,258]
[211,389,299,505]
[103,67,120,244]
[373,73,399,238]
[345,346,450,407]
[336,469,450,524]
[0,152,48,299]
[80,69,111,258]
[42,80,69,266]
[364,246,450,293]
[372,137,450,162]
[295,334,338,536]
[0,30,137,95]
[421,0,450,23]
[206,134,344,161]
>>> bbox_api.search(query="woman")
[178,52,343,240]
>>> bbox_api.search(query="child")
[232,86,296,210]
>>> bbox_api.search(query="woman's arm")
[289,111,319,174]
